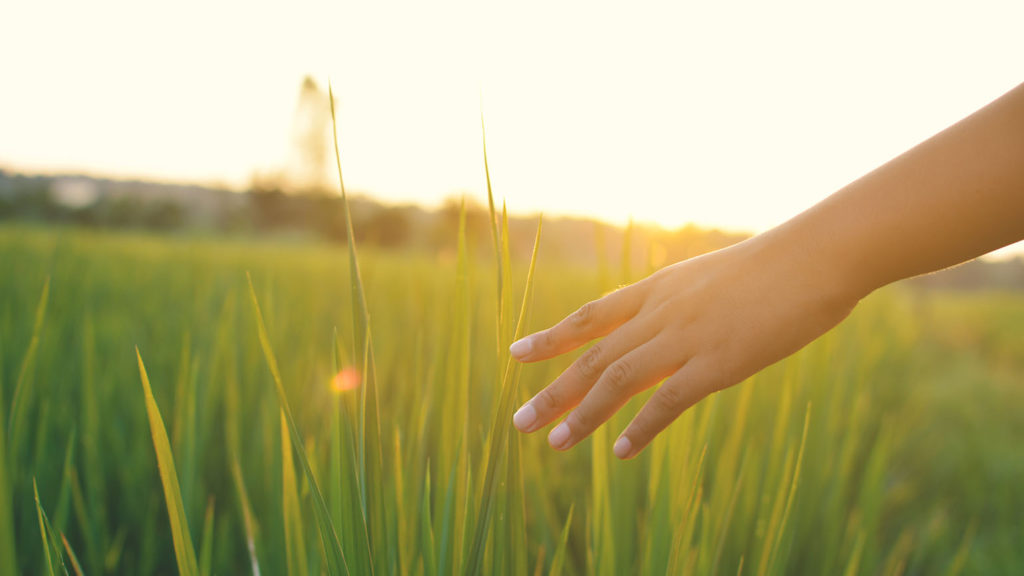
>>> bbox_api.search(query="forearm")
[771,81,1024,300]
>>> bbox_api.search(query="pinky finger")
[613,359,716,460]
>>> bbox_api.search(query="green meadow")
[2,215,1023,575]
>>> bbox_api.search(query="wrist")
[742,216,872,314]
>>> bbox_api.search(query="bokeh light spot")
[331,367,361,393]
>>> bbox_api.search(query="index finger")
[510,284,644,362]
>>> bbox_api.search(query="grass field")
[1,220,1023,575]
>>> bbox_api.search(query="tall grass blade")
[9,275,50,454]
[329,81,389,576]
[420,471,438,576]
[328,82,368,357]
[590,423,615,576]
[480,111,503,318]
[35,478,57,576]
[437,442,461,576]
[35,477,66,576]
[710,454,749,576]
[465,216,543,576]
[842,533,866,576]
[945,520,977,576]
[438,197,472,572]
[231,457,262,576]
[281,410,310,576]
[199,497,215,576]
[60,532,85,576]
[246,273,350,576]
[80,313,104,572]
[136,348,200,576]
[0,366,15,576]
[54,428,76,533]
[359,326,389,576]
[758,402,812,576]
[548,504,574,576]
[333,332,375,576]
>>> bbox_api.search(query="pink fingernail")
[613,436,632,459]
[548,422,571,449]
[512,404,537,431]
[509,337,532,359]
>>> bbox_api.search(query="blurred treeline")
[4,167,1024,287]
[0,167,749,269]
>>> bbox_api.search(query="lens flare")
[331,367,361,393]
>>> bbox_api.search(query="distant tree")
[308,194,348,242]
[288,76,332,193]
[106,196,147,227]
[366,206,411,248]
[432,196,489,251]
[146,200,186,230]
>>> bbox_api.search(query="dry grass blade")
[61,532,85,576]
[136,349,200,576]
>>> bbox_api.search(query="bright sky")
[2,0,1023,239]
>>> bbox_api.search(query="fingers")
[509,284,644,363]
[512,317,655,433]
[613,359,715,460]
[546,336,683,451]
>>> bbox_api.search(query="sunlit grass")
[136,349,199,576]
[1,220,1022,574]
[1,103,1023,574]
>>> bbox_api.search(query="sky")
[2,0,1023,245]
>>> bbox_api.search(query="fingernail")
[613,436,632,459]
[548,422,571,450]
[509,337,532,359]
[512,404,537,431]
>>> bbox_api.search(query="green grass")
[1,213,1023,576]
[137,349,199,576]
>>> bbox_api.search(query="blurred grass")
[1,222,1023,574]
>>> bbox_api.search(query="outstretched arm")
[510,81,1024,459]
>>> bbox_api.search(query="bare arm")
[511,81,1024,459]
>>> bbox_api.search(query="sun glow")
[2,0,1023,234]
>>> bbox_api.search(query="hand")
[510,234,863,459]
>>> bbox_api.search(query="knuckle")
[576,344,604,380]
[571,301,596,328]
[538,329,555,352]
[603,359,633,393]
[567,409,590,433]
[535,387,561,412]
[653,384,686,413]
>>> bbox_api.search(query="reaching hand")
[509,236,861,459]
[510,81,1024,459]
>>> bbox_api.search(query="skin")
[510,81,1024,460]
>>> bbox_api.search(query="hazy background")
[2,0,1023,243]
